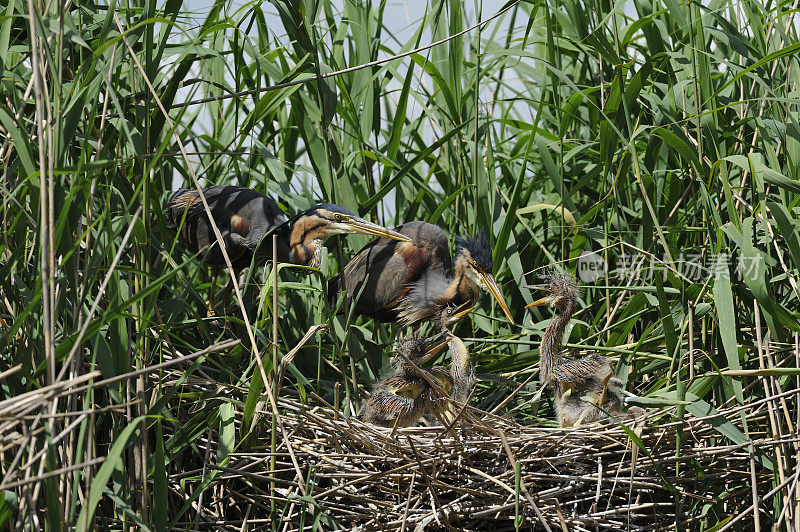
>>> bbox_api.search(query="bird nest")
[228,392,781,531]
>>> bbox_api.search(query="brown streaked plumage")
[358,366,455,428]
[526,270,643,426]
[358,304,475,428]
[328,222,514,327]
[526,271,609,394]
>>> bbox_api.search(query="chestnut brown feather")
[167,185,410,317]
[167,185,409,272]
[328,221,514,326]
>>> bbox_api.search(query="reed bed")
[4,338,792,530]
[7,362,784,530]
[3,0,800,528]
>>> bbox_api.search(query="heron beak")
[525,296,551,308]
[525,283,550,291]
[347,219,410,242]
[452,303,475,321]
[481,272,514,324]
[423,337,451,357]
[524,283,552,308]
[411,334,451,365]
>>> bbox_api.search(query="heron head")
[392,336,430,359]
[525,270,578,311]
[439,301,475,331]
[455,232,514,324]
[395,304,474,365]
[301,204,410,242]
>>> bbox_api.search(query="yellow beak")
[423,337,451,357]
[422,303,474,356]
[347,219,410,242]
[524,283,551,308]
[525,296,551,308]
[450,302,476,322]
[481,272,514,324]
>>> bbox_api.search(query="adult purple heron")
[167,186,410,311]
[358,303,475,428]
[168,185,410,270]
[526,270,642,426]
[328,221,514,328]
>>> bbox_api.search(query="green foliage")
[1,0,798,528]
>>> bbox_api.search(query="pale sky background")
[170,0,640,207]
[172,1,534,195]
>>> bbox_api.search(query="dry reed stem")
[67,386,783,531]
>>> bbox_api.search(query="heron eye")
[334,213,344,221]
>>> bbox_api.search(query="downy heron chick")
[527,270,642,425]
[556,375,644,427]
[358,303,475,428]
[526,270,612,394]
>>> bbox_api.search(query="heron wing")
[360,379,423,423]
[392,221,451,272]
[342,239,411,318]
[551,354,611,383]
[330,240,424,321]
[167,186,289,267]
[329,221,452,321]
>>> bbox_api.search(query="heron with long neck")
[167,185,410,313]
[168,186,410,271]
[328,223,514,328]
[526,271,611,393]
[526,270,643,426]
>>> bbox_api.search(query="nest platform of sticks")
[222,391,783,532]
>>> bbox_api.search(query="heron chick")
[527,269,643,426]
[358,303,475,428]
[556,375,644,427]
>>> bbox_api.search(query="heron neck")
[440,274,477,306]
[540,300,574,383]
[289,216,332,266]
[289,238,322,267]
[443,257,480,306]
[448,336,473,403]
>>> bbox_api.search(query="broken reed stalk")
[271,234,278,518]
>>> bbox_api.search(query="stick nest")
[230,393,777,531]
